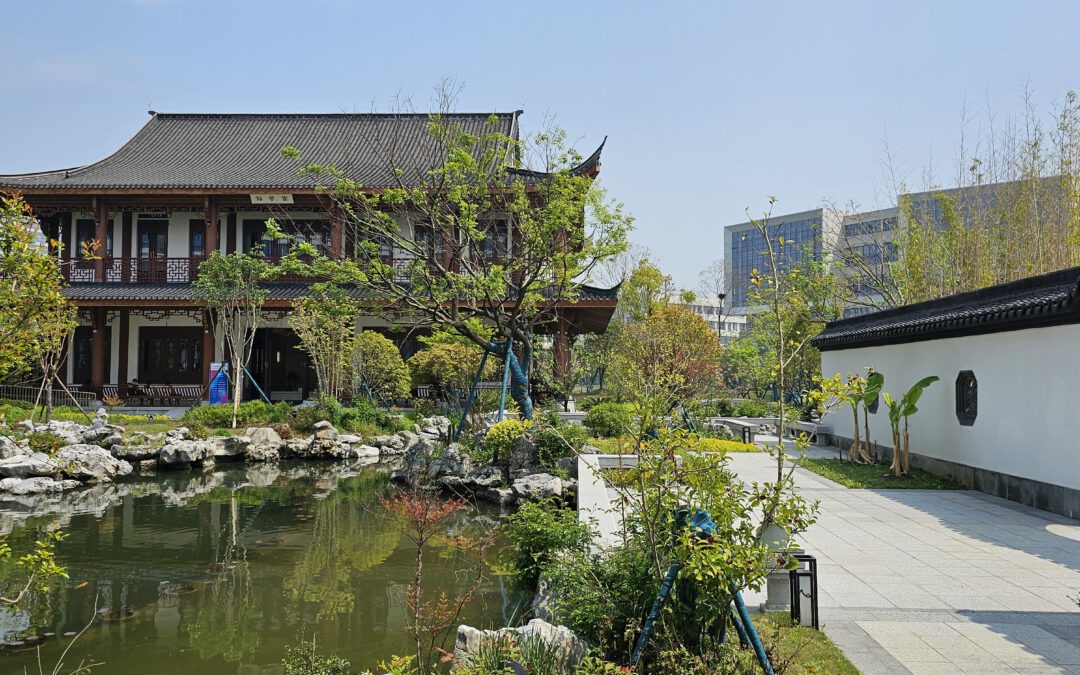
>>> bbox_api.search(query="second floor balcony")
[60,257,330,284]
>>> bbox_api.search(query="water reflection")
[0,462,519,673]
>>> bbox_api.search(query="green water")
[0,462,523,673]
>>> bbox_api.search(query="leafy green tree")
[275,103,631,418]
[290,284,359,401]
[610,306,721,443]
[0,194,72,380]
[353,330,410,401]
[194,251,279,428]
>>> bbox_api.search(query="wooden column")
[202,310,215,390]
[204,196,219,254]
[329,204,343,259]
[93,197,108,281]
[117,310,130,385]
[553,312,573,381]
[91,309,107,394]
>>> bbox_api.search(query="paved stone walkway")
[728,452,1080,674]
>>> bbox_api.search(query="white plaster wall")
[820,324,1080,491]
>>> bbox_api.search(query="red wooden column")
[93,197,108,281]
[329,204,344,259]
[201,310,215,390]
[553,312,573,381]
[91,309,107,394]
[204,196,219,254]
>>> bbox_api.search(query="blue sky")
[3,0,1078,289]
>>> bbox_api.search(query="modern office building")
[722,208,842,313]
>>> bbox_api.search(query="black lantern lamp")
[789,553,819,630]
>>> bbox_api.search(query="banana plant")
[858,371,884,464]
[900,375,939,474]
[883,376,939,476]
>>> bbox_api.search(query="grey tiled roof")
[0,112,521,190]
[813,267,1080,351]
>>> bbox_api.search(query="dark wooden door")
[71,326,111,387]
[137,221,169,281]
[137,327,202,384]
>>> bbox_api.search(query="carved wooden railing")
[60,257,206,283]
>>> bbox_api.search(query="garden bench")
[714,418,761,445]
[786,421,832,445]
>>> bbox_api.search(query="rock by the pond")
[245,427,284,451]
[57,445,133,481]
[12,419,33,433]
[0,437,29,460]
[158,440,212,468]
[312,421,339,441]
[111,444,160,462]
[0,476,81,495]
[429,443,473,479]
[507,435,540,474]
[556,455,577,478]
[511,473,562,501]
[464,465,505,490]
[373,434,405,454]
[454,619,587,671]
[346,444,380,459]
[207,435,253,460]
[478,486,515,506]
[0,453,59,479]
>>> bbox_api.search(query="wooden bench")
[140,384,204,407]
[786,421,832,445]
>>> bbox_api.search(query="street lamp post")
[716,292,727,343]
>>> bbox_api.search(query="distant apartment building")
[836,207,899,316]
[723,208,842,313]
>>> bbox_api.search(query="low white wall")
[820,323,1080,492]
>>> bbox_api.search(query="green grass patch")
[800,458,962,489]
[753,613,860,675]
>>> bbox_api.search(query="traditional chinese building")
[0,112,616,403]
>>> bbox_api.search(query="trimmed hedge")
[583,403,633,438]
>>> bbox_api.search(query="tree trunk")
[902,418,911,475]
[231,357,242,429]
[862,408,874,463]
[849,406,861,463]
[889,427,902,477]
[45,371,54,423]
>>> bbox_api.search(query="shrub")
[340,397,394,433]
[282,637,351,675]
[182,401,290,428]
[543,540,657,656]
[582,403,632,438]
[533,424,587,469]
[695,437,758,453]
[27,432,63,457]
[485,418,531,460]
[354,331,411,401]
[505,498,592,591]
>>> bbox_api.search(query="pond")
[0,461,523,673]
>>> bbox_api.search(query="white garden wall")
[820,323,1080,492]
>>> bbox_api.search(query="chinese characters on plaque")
[250,194,295,204]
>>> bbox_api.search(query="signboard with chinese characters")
[250,194,294,205]
[208,362,229,404]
